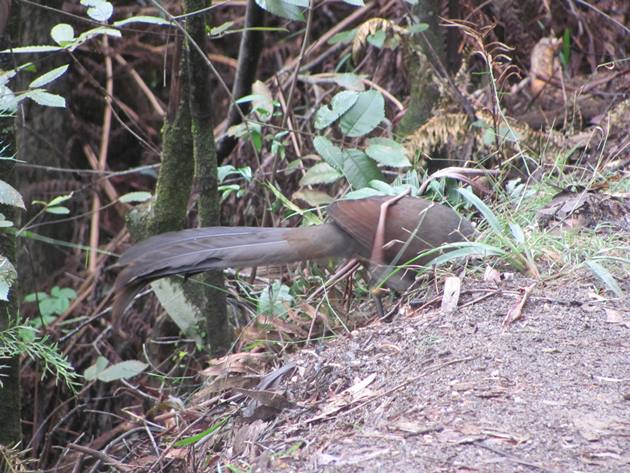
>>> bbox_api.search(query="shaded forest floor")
[211,270,630,472]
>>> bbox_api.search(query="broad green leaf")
[119,191,152,203]
[330,73,364,91]
[367,30,386,48]
[0,181,26,209]
[339,90,385,137]
[255,0,305,21]
[282,0,309,6]
[0,85,17,112]
[84,356,109,381]
[292,189,334,206]
[97,360,148,382]
[29,65,69,89]
[344,187,384,199]
[24,292,48,303]
[51,24,75,45]
[76,27,121,45]
[151,279,203,345]
[314,91,358,129]
[257,281,293,316]
[113,16,170,27]
[81,0,114,22]
[0,256,17,301]
[341,149,383,189]
[23,90,66,108]
[365,137,410,167]
[51,286,77,300]
[299,162,341,186]
[328,29,356,45]
[368,179,396,194]
[313,136,344,170]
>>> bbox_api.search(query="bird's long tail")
[112,224,354,319]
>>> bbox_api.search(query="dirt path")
[227,273,630,472]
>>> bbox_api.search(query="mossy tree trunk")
[185,0,229,352]
[137,1,229,353]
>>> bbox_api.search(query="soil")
[222,271,630,473]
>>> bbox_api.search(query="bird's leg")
[370,188,412,263]
[369,189,411,319]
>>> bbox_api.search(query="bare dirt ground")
[223,271,630,473]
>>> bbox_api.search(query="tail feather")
[112,224,353,318]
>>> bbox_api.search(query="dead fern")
[352,18,407,64]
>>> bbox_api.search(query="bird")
[112,195,475,318]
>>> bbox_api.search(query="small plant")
[23,286,77,327]
[0,316,79,389]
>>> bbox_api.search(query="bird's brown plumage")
[112,196,474,318]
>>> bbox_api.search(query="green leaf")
[585,260,623,298]
[23,90,66,108]
[0,256,17,301]
[255,0,305,21]
[97,360,148,382]
[174,418,228,447]
[328,29,356,45]
[282,0,309,6]
[6,45,62,53]
[84,356,109,381]
[313,136,344,170]
[51,24,75,45]
[344,187,385,199]
[119,191,152,203]
[24,292,48,303]
[209,21,234,36]
[314,91,358,129]
[0,180,26,209]
[299,162,342,186]
[330,73,364,91]
[251,80,274,121]
[339,90,385,137]
[51,286,77,300]
[0,85,17,112]
[81,0,114,22]
[45,206,70,215]
[151,279,203,344]
[292,189,334,206]
[407,22,428,33]
[365,137,410,167]
[509,223,525,245]
[47,193,73,207]
[74,27,121,48]
[367,30,386,48]
[257,281,293,316]
[29,65,69,89]
[341,149,383,189]
[113,16,171,27]
[457,187,503,235]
